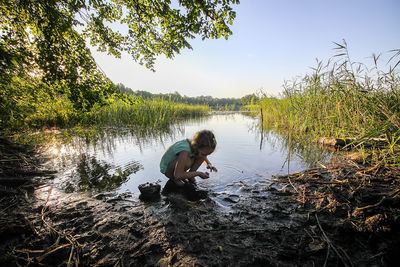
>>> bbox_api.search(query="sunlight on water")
[47,113,332,198]
[50,145,67,156]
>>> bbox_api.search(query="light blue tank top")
[160,139,193,174]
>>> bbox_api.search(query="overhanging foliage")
[0,0,239,129]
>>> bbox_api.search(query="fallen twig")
[36,243,71,263]
[355,189,400,212]
[14,249,44,254]
[288,177,300,194]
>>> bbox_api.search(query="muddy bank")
[1,138,400,266]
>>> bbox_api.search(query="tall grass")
[255,41,400,164]
[17,90,209,131]
[82,97,210,129]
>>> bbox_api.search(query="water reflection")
[247,118,333,170]
[72,115,213,157]
[64,154,143,193]
[45,112,333,196]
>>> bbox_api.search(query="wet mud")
[1,138,400,266]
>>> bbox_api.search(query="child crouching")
[160,130,217,186]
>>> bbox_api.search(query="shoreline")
[1,138,399,266]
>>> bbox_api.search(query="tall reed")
[83,96,210,128]
[256,41,400,163]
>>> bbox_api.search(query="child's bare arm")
[174,151,209,180]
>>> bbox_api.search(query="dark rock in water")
[162,180,208,201]
[138,182,161,194]
[138,182,161,201]
[139,193,161,202]
[345,152,371,163]
[319,137,387,149]
[319,137,351,147]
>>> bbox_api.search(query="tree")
[1,0,239,112]
[1,0,239,130]
[240,93,259,105]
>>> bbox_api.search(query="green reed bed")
[14,91,209,132]
[255,43,400,164]
[83,97,210,128]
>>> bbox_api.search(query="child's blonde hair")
[190,130,217,153]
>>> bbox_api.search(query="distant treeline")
[116,83,259,111]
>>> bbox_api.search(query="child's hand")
[198,172,210,179]
[206,164,218,172]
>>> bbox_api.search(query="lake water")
[47,112,332,198]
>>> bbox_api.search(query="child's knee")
[165,159,177,178]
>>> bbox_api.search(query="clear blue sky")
[90,0,400,98]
